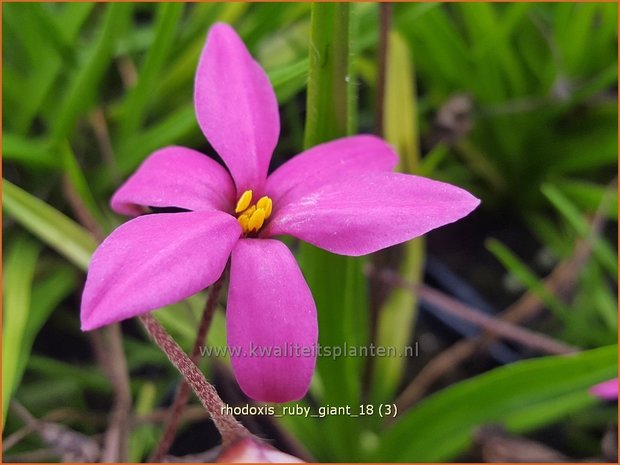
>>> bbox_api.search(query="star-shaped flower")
[81,23,479,402]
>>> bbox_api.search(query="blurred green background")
[2,2,618,462]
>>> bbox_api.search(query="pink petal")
[111,146,235,216]
[590,378,618,400]
[265,135,398,206]
[217,438,304,463]
[227,239,317,402]
[265,172,480,256]
[81,211,240,330]
[195,23,279,194]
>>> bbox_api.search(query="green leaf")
[372,31,424,403]
[373,345,617,462]
[554,178,617,220]
[60,141,108,228]
[2,134,58,169]
[303,3,350,146]
[383,31,419,173]
[118,3,184,142]
[15,265,77,398]
[296,4,367,461]
[128,382,158,462]
[2,237,40,425]
[51,3,132,142]
[542,183,617,278]
[2,179,96,270]
[15,3,95,133]
[486,238,570,319]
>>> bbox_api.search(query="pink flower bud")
[217,438,304,463]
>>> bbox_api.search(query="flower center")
[235,190,273,234]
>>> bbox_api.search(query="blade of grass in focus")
[2,180,96,270]
[373,345,618,462]
[2,238,40,425]
[296,3,367,461]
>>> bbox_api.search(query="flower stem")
[149,277,225,461]
[138,312,249,448]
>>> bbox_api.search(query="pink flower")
[217,438,304,463]
[589,378,618,400]
[80,23,479,402]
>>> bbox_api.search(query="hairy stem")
[138,313,248,447]
[149,277,225,461]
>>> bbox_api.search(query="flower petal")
[195,23,279,193]
[589,378,618,400]
[111,146,235,216]
[217,438,304,463]
[81,211,240,330]
[227,239,317,402]
[266,172,480,256]
[265,135,398,206]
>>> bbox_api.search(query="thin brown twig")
[61,177,105,242]
[149,275,226,461]
[371,268,577,355]
[138,313,250,446]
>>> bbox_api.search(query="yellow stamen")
[234,192,273,234]
[243,205,256,217]
[237,214,250,231]
[247,208,266,232]
[257,196,273,219]
[235,190,253,213]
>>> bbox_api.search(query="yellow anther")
[235,193,273,234]
[237,214,250,231]
[235,190,253,213]
[243,205,256,217]
[247,208,266,232]
[257,196,273,219]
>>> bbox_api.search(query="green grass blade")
[554,178,618,220]
[373,345,617,462]
[2,134,58,169]
[128,382,158,462]
[51,3,132,142]
[60,141,108,228]
[486,238,570,319]
[542,183,617,278]
[372,31,424,403]
[15,266,77,400]
[2,180,96,270]
[303,3,350,146]
[296,3,368,461]
[2,237,40,425]
[118,3,184,142]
